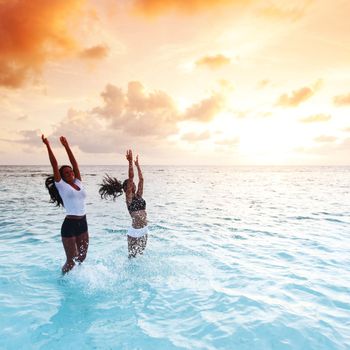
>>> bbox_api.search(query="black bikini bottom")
[61,215,88,238]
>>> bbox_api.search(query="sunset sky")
[1,0,350,165]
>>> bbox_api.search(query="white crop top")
[55,178,87,216]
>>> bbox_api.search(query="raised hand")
[42,134,60,180]
[60,136,69,148]
[134,155,139,167]
[41,134,49,146]
[60,136,81,180]
[126,149,133,162]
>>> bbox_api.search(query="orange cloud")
[92,82,224,134]
[184,94,224,122]
[92,82,225,135]
[0,0,85,88]
[258,2,311,21]
[132,0,248,16]
[196,54,231,69]
[314,135,337,143]
[18,81,227,154]
[276,81,321,107]
[3,129,42,147]
[277,87,313,107]
[92,81,179,137]
[51,109,122,153]
[333,93,350,106]
[79,45,109,60]
[299,114,331,123]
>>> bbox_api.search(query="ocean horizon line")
[1,164,350,168]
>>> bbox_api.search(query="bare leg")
[138,234,147,255]
[61,236,78,273]
[128,236,137,258]
[75,232,89,263]
[128,234,147,258]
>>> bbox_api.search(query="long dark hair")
[44,165,72,207]
[99,174,127,200]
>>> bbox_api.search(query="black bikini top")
[128,196,146,212]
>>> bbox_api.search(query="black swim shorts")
[61,215,88,238]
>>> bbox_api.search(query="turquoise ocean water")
[0,165,349,349]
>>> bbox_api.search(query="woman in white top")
[42,135,89,273]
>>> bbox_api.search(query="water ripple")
[1,165,350,349]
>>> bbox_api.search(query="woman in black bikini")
[99,150,148,258]
[42,135,89,273]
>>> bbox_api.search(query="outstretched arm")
[42,134,60,182]
[125,149,134,204]
[135,155,143,197]
[60,136,81,181]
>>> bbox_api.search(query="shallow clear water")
[0,165,350,350]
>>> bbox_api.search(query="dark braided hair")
[44,165,72,207]
[99,174,126,200]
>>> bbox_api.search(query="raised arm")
[42,134,61,182]
[60,136,81,181]
[134,155,143,197]
[125,149,134,204]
